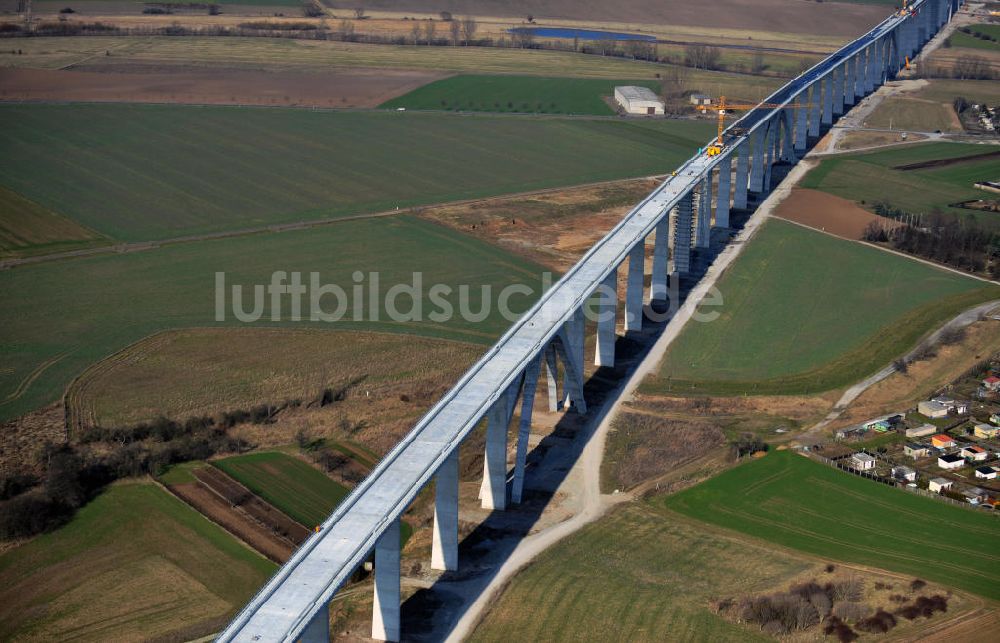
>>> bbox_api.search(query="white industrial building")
[614,86,665,115]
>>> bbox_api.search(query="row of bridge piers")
[294,2,956,640]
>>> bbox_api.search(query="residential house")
[851,452,877,471]
[904,443,931,459]
[892,465,917,482]
[905,424,937,438]
[931,396,969,415]
[931,434,956,449]
[984,376,1000,392]
[989,413,1000,425]
[929,478,953,493]
[975,466,998,480]
[961,445,989,462]
[974,423,1000,439]
[938,453,964,469]
[918,400,949,418]
[962,487,989,504]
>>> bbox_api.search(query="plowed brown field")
[774,187,903,240]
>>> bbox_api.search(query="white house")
[929,477,953,493]
[905,424,937,438]
[961,445,989,462]
[975,466,998,480]
[904,443,931,459]
[614,86,665,115]
[851,452,876,471]
[938,454,964,470]
[892,465,917,482]
[918,400,949,418]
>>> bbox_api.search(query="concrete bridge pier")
[301,606,329,643]
[695,174,712,248]
[561,307,587,409]
[832,64,845,116]
[821,74,834,126]
[671,194,694,275]
[864,44,877,94]
[763,120,777,191]
[595,271,618,365]
[794,98,808,152]
[807,84,821,139]
[481,383,517,510]
[544,344,559,412]
[650,215,671,300]
[431,450,459,570]
[748,127,767,192]
[372,519,401,642]
[714,156,732,228]
[733,140,750,210]
[780,109,796,164]
[510,355,541,504]
[624,243,645,331]
[854,49,866,98]
[844,56,857,106]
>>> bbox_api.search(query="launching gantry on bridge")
[218,1,962,640]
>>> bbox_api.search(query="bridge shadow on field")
[395,163,796,641]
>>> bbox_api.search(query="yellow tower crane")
[697,96,812,156]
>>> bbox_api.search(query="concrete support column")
[595,271,617,366]
[864,45,876,93]
[715,156,732,228]
[807,84,821,138]
[748,126,767,192]
[554,327,587,414]
[832,64,845,115]
[511,355,540,504]
[544,344,558,412]
[854,50,865,98]
[844,56,857,106]
[650,216,670,300]
[624,242,645,331]
[671,195,694,275]
[695,173,712,248]
[874,39,885,86]
[763,120,777,191]
[481,387,515,510]
[794,98,808,151]
[562,306,585,409]
[780,109,796,163]
[821,74,833,126]
[372,520,401,642]
[733,141,750,209]
[431,450,458,571]
[302,604,329,643]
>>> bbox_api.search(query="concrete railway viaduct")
[219,1,962,640]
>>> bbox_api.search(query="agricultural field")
[67,327,481,428]
[799,142,1000,227]
[0,103,714,242]
[643,219,998,396]
[0,186,107,259]
[948,23,1000,51]
[382,75,660,115]
[0,481,274,641]
[666,450,1000,600]
[213,452,350,528]
[863,95,961,132]
[0,214,546,422]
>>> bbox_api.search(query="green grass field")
[864,95,961,133]
[0,482,274,641]
[949,24,1000,51]
[0,104,714,242]
[471,501,812,641]
[0,185,108,259]
[800,142,1000,227]
[382,75,660,115]
[666,450,1000,600]
[643,219,998,396]
[214,451,349,528]
[0,215,545,422]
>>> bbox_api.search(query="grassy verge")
[665,450,1000,600]
[643,219,998,397]
[0,481,274,641]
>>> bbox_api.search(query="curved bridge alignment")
[219,2,961,640]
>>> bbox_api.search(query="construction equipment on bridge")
[697,96,810,156]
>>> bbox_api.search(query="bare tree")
[410,22,421,45]
[423,20,436,45]
[751,51,766,74]
[953,54,992,80]
[439,11,452,21]
[685,44,722,70]
[449,18,460,45]
[339,19,355,40]
[353,6,365,19]
[461,16,477,44]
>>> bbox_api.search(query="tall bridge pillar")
[650,215,671,300]
[715,156,732,228]
[595,271,618,365]
[807,84,821,138]
[832,64,845,116]
[561,307,587,410]
[864,44,876,93]
[671,194,694,275]
[733,140,750,209]
[821,74,834,126]
[481,389,514,510]
[794,97,808,152]
[763,120,777,191]
[372,519,401,642]
[854,49,865,98]
[844,56,857,106]
[511,355,541,504]
[544,344,559,412]
[431,450,459,571]
[748,126,767,191]
[301,605,329,643]
[624,243,645,331]
[780,109,796,164]
[695,174,712,248]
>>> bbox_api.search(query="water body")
[508,27,656,42]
